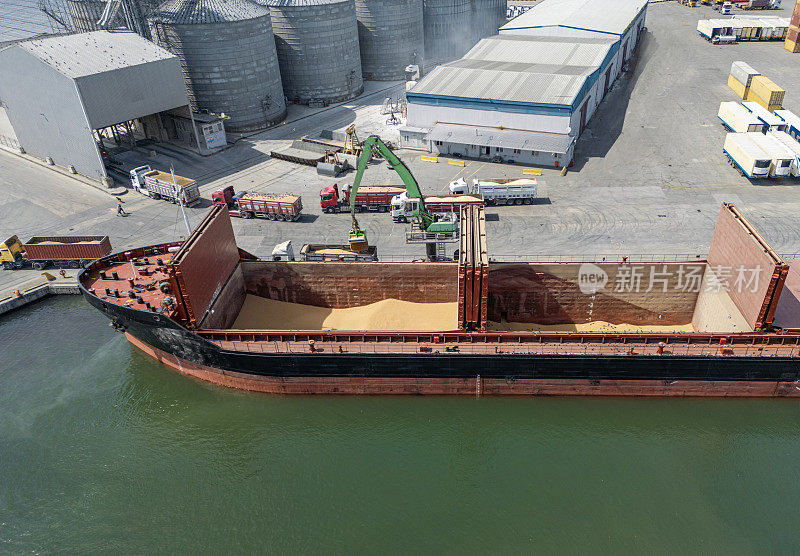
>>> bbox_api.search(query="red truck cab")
[320,183,340,212]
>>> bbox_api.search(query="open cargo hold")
[742,101,788,131]
[730,61,760,87]
[724,133,772,178]
[747,75,785,109]
[24,236,111,262]
[767,131,800,176]
[237,193,302,221]
[718,101,764,132]
[746,132,795,177]
[143,170,200,206]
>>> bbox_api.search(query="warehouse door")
[622,42,628,63]
[603,69,611,95]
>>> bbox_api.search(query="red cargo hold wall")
[169,206,240,326]
[487,262,703,326]
[242,261,459,308]
[706,204,788,329]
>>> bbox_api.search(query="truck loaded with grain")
[1,235,112,270]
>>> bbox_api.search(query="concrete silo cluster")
[67,0,506,130]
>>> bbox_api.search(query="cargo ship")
[79,203,800,396]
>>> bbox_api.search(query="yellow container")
[749,75,785,106]
[745,89,782,112]
[786,38,800,53]
[727,74,749,99]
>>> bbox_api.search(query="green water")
[2,297,800,553]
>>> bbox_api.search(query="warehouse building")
[0,31,193,185]
[401,0,648,166]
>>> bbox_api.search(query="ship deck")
[200,330,800,358]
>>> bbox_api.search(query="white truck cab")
[130,166,153,196]
[720,2,732,15]
[391,191,420,221]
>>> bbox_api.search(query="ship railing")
[204,338,799,358]
[315,254,710,263]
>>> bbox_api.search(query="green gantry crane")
[348,135,457,253]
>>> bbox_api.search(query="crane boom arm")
[350,135,433,227]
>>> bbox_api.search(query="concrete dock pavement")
[0,268,81,317]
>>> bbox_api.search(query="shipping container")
[746,132,795,177]
[718,101,765,132]
[728,74,749,99]
[730,61,760,86]
[23,236,112,268]
[748,75,785,106]
[723,133,772,178]
[767,131,800,177]
[773,109,800,140]
[742,101,788,131]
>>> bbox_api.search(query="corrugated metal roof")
[465,34,616,67]
[425,123,575,153]
[149,0,269,24]
[409,60,594,106]
[18,31,176,79]
[501,0,647,36]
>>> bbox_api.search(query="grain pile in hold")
[233,295,458,331]
[488,320,695,333]
[314,249,357,255]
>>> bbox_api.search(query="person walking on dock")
[116,200,127,216]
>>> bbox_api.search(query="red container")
[24,236,111,262]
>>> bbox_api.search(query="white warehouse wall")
[407,103,572,134]
[0,48,104,180]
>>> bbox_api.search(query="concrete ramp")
[706,204,788,330]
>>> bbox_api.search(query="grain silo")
[148,0,286,132]
[67,0,106,32]
[263,0,363,104]
[422,0,472,63]
[355,0,424,81]
[470,0,506,45]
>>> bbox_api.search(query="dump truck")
[211,186,302,221]
[129,166,200,206]
[723,133,772,178]
[1,235,112,270]
[320,183,405,213]
[270,241,378,261]
[448,177,539,205]
[390,191,483,222]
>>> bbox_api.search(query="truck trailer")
[718,101,765,132]
[129,166,200,207]
[767,131,800,177]
[723,133,772,178]
[742,101,788,131]
[212,186,302,221]
[390,191,483,222]
[319,183,404,213]
[746,132,795,177]
[1,235,112,270]
[448,178,538,205]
